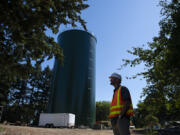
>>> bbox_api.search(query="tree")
[30,66,53,125]
[96,101,110,121]
[144,114,159,135]
[4,66,53,125]
[132,102,148,128]
[0,0,89,105]
[121,0,180,123]
[145,114,159,128]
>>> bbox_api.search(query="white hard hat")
[109,73,122,80]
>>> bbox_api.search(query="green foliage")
[132,103,149,128]
[145,114,159,127]
[0,0,89,106]
[96,101,110,121]
[144,114,159,135]
[121,0,180,125]
[0,127,4,132]
[4,66,53,125]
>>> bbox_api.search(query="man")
[109,73,133,135]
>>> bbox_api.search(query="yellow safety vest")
[109,86,134,118]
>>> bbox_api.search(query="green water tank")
[47,29,97,126]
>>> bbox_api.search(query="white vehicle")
[38,113,75,128]
[130,125,135,129]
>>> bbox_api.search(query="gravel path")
[0,125,142,135]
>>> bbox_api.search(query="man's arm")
[119,86,131,118]
[119,100,131,117]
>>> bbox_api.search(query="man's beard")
[110,81,115,85]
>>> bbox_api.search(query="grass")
[0,127,5,132]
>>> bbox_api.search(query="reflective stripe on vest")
[109,86,134,118]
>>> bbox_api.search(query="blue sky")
[45,0,162,108]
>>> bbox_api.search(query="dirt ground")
[0,124,143,135]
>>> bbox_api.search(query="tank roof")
[58,28,97,43]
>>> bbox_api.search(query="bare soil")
[0,124,143,135]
